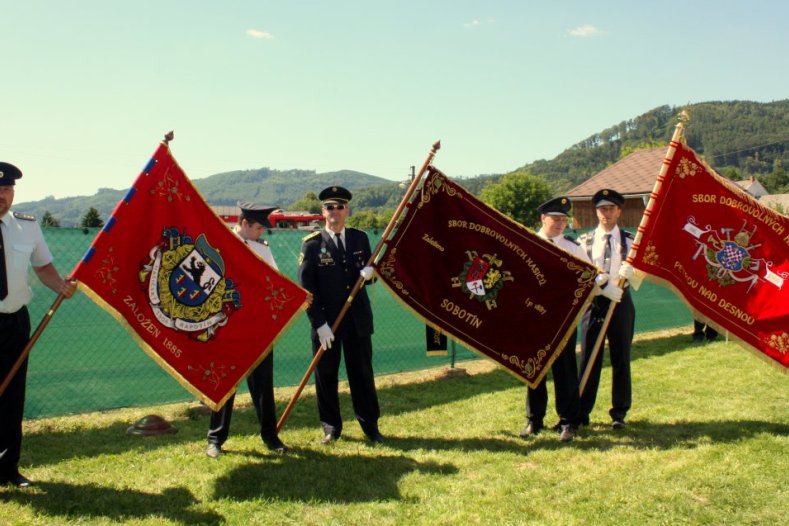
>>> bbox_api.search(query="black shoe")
[611,419,626,430]
[559,425,577,442]
[263,436,289,453]
[1,472,33,488]
[578,416,590,427]
[320,433,339,445]
[366,431,385,444]
[692,334,704,343]
[519,422,543,438]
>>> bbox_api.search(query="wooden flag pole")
[276,141,441,431]
[579,119,687,397]
[0,292,68,398]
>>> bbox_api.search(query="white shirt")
[233,226,278,270]
[0,210,54,313]
[538,229,591,264]
[325,226,346,250]
[590,225,632,277]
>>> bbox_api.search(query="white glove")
[360,266,374,281]
[619,262,635,281]
[594,273,610,288]
[317,323,334,349]
[599,283,623,303]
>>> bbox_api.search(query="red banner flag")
[631,141,789,370]
[72,142,309,409]
[375,167,599,387]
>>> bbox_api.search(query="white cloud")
[568,25,602,37]
[464,20,481,28]
[247,29,273,39]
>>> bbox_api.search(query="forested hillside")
[16,100,789,226]
[523,100,789,192]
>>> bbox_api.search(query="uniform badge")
[140,228,241,341]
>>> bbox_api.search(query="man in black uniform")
[577,189,635,429]
[206,203,288,457]
[0,162,77,487]
[298,186,382,444]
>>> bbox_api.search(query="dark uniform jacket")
[298,228,374,336]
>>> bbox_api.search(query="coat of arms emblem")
[140,228,241,341]
[452,251,513,310]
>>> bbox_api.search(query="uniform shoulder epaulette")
[12,211,36,221]
[622,230,634,239]
[303,231,321,241]
[576,231,592,243]
[563,234,580,246]
[261,239,269,246]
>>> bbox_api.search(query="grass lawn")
[1,328,787,525]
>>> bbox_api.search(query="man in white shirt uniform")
[0,162,77,487]
[577,189,635,430]
[206,202,288,458]
[520,197,621,442]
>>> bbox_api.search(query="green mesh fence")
[22,227,690,418]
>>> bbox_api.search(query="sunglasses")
[323,204,347,211]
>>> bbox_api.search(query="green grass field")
[2,328,786,525]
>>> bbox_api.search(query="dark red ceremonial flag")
[72,142,309,409]
[375,167,598,387]
[631,141,789,370]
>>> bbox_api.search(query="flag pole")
[0,291,69,398]
[277,141,441,431]
[579,117,687,397]
[4,131,178,397]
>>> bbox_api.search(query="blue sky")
[3,1,787,204]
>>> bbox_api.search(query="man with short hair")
[520,196,621,442]
[577,189,635,430]
[0,162,77,487]
[205,202,288,458]
[298,186,382,444]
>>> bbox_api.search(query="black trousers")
[312,327,380,438]
[0,307,31,476]
[207,350,277,446]
[693,320,718,341]
[579,289,635,422]
[526,331,580,427]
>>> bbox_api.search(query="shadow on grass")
[213,449,456,503]
[22,368,521,467]
[0,482,222,525]
[21,333,731,467]
[484,418,789,454]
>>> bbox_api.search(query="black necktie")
[336,234,345,254]
[603,233,612,273]
[0,222,7,300]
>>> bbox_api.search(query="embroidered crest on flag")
[451,251,513,310]
[683,217,786,291]
[141,228,241,340]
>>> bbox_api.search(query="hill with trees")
[14,100,789,227]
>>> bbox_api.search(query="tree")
[288,192,321,213]
[41,211,61,228]
[480,170,553,228]
[80,207,104,228]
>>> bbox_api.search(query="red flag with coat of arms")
[72,141,309,409]
[630,140,789,370]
